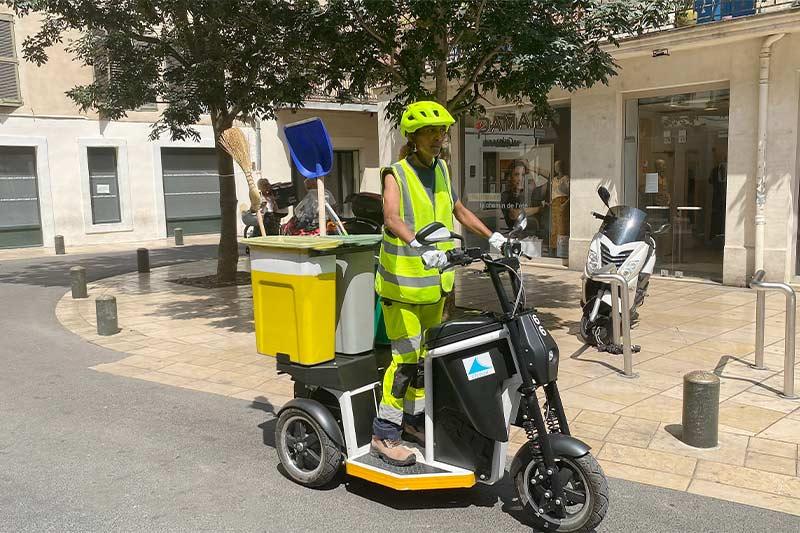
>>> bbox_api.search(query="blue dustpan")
[283,117,333,179]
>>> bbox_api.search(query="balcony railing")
[306,78,378,105]
[646,0,799,35]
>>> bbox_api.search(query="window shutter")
[0,17,21,104]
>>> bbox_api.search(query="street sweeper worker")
[371,100,506,467]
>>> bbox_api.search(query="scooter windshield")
[599,206,648,245]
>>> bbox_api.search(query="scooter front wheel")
[578,315,595,346]
[513,445,608,532]
[275,407,343,488]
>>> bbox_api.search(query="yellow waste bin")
[246,236,340,366]
[244,235,382,366]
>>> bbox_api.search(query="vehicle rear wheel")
[275,407,343,488]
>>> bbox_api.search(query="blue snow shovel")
[283,118,346,235]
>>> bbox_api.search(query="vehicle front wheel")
[512,444,608,532]
[275,407,343,488]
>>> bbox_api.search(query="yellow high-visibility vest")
[375,158,455,304]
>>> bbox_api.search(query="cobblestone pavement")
[54,258,800,516]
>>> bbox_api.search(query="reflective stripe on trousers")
[376,297,446,430]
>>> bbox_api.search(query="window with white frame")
[0,14,21,105]
[87,147,122,224]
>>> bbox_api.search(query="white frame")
[0,135,55,247]
[78,138,133,234]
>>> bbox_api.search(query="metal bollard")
[749,270,798,399]
[137,248,150,273]
[96,295,119,336]
[682,370,720,448]
[70,266,88,299]
[174,228,184,246]
[54,235,66,255]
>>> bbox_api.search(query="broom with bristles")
[218,127,267,237]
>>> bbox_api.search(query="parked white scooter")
[579,186,669,352]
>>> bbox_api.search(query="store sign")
[474,111,546,133]
[483,137,521,148]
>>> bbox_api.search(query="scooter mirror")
[597,186,611,208]
[653,223,671,235]
[415,222,452,245]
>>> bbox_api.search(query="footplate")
[346,451,475,491]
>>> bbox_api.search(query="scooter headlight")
[619,259,640,280]
[587,248,601,271]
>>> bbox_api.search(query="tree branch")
[352,6,385,46]
[448,40,507,111]
[450,0,486,48]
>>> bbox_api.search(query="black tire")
[512,444,608,533]
[275,407,343,488]
[579,315,595,346]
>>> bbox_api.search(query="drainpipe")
[754,33,785,273]
[253,118,263,172]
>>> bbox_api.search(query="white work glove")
[421,249,448,270]
[410,239,448,269]
[488,231,506,250]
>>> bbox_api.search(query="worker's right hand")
[420,249,448,270]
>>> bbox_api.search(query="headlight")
[619,259,640,280]
[587,249,601,270]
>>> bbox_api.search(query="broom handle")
[256,210,267,237]
[317,178,326,236]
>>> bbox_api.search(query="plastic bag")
[294,189,337,229]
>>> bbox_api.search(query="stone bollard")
[174,228,184,246]
[137,248,150,273]
[54,235,66,255]
[682,370,720,448]
[70,266,88,299]
[96,295,119,336]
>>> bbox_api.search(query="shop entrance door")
[632,90,729,282]
[0,146,43,248]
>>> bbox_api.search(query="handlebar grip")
[592,211,606,220]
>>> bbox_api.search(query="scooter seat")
[424,315,503,350]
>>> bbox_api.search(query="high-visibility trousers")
[375,297,445,432]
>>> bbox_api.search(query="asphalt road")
[1,245,798,532]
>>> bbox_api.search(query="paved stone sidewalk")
[54,258,800,515]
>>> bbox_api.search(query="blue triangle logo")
[469,358,491,374]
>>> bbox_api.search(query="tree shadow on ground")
[455,268,583,333]
[0,245,218,288]
[144,289,255,333]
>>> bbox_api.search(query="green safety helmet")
[400,100,455,137]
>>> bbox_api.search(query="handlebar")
[445,247,483,267]
[592,211,607,220]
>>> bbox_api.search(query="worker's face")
[412,125,447,160]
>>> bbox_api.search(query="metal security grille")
[87,147,121,224]
[160,147,220,236]
[0,146,42,248]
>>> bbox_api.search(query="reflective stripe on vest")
[375,158,455,304]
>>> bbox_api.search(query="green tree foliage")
[9,0,327,281]
[324,0,678,122]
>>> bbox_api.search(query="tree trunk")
[213,116,239,283]
[434,26,457,321]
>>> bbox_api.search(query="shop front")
[460,106,572,263]
[623,89,730,283]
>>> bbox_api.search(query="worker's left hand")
[488,232,506,250]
